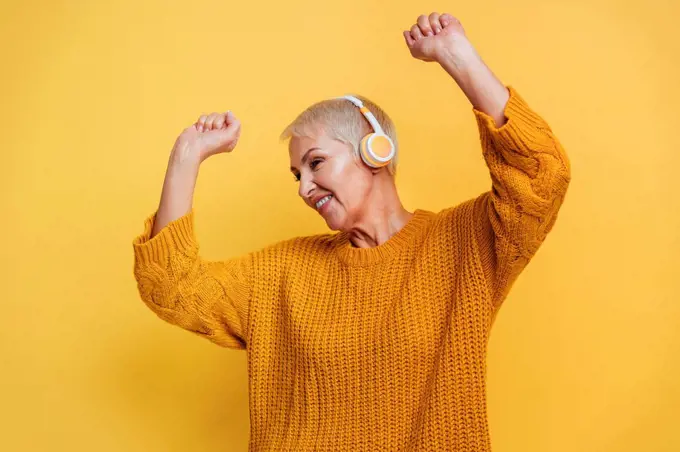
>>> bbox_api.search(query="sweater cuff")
[473,86,551,156]
[132,209,197,265]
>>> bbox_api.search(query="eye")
[310,158,323,170]
[292,173,300,182]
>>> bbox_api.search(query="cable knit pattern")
[132,86,570,451]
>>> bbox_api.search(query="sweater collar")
[333,209,434,266]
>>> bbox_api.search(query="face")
[289,129,375,231]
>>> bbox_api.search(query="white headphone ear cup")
[359,134,378,167]
[361,133,394,168]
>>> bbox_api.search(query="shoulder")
[418,194,491,251]
[250,231,343,261]
[427,195,484,229]
[242,232,343,285]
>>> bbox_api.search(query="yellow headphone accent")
[337,95,395,169]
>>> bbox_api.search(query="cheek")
[323,151,372,205]
[336,167,373,206]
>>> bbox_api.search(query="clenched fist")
[403,12,468,63]
[172,111,242,166]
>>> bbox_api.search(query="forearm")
[151,145,200,238]
[437,39,509,128]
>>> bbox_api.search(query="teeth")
[316,195,332,209]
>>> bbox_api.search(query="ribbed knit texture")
[132,86,571,451]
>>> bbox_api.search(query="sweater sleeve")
[472,86,571,309]
[132,209,253,349]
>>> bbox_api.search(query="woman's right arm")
[133,111,252,350]
[152,110,241,237]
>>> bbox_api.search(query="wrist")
[436,38,481,82]
[169,140,202,172]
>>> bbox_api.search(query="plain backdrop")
[2,0,679,450]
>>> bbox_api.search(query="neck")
[347,177,413,248]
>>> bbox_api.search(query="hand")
[172,111,242,166]
[403,12,469,63]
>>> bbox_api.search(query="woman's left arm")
[466,83,572,309]
[405,13,572,308]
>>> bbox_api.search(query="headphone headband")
[336,95,386,135]
[335,94,395,168]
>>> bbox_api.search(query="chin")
[324,219,342,231]
[323,213,346,232]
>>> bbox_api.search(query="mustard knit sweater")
[132,87,570,451]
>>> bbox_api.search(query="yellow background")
[3,0,679,450]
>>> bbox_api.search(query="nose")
[297,172,315,204]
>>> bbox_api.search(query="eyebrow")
[290,147,321,172]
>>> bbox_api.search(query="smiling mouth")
[315,195,333,210]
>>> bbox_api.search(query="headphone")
[336,95,396,169]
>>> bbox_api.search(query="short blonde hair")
[279,95,399,176]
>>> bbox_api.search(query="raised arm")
[404,12,571,308]
[470,89,570,309]
[152,110,241,237]
[132,110,253,349]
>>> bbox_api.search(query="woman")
[133,12,571,451]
